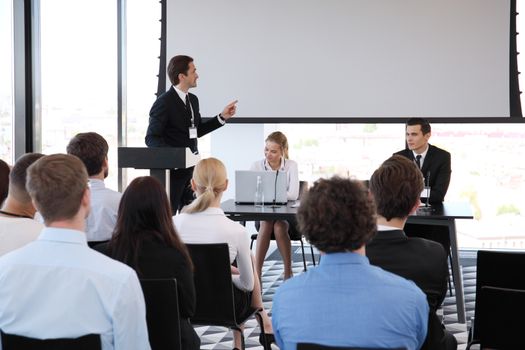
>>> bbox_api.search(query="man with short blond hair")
[0,154,150,350]
[0,153,44,256]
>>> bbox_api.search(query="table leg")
[448,219,466,324]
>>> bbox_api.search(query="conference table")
[221,199,474,324]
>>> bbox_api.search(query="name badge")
[189,127,197,139]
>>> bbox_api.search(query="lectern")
[118,147,200,188]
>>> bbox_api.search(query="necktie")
[415,154,422,169]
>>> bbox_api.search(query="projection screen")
[166,0,520,120]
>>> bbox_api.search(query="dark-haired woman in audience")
[251,131,299,280]
[174,157,274,350]
[0,159,10,206]
[96,176,199,350]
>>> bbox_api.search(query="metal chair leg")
[310,244,316,266]
[299,239,308,271]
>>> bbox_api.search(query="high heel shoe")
[259,332,276,347]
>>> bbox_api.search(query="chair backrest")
[1,332,101,350]
[186,243,238,327]
[475,286,525,348]
[297,343,405,350]
[471,250,525,341]
[140,278,181,350]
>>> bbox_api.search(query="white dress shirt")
[412,145,429,169]
[173,85,225,125]
[173,207,254,291]
[250,158,300,200]
[0,217,43,257]
[86,179,122,242]
[0,227,150,350]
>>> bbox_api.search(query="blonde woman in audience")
[174,157,274,350]
[251,131,299,279]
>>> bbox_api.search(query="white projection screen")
[166,0,517,120]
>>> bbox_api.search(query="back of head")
[297,177,376,253]
[111,176,192,271]
[369,155,423,220]
[26,154,88,224]
[167,55,193,86]
[183,157,227,214]
[0,159,9,204]
[266,131,289,159]
[66,132,108,177]
[8,153,45,204]
[406,117,431,135]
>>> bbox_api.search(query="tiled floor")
[196,247,475,349]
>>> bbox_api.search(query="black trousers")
[169,167,195,213]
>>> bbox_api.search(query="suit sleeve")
[429,151,451,203]
[145,97,169,147]
[192,96,223,137]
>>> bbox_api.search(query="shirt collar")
[173,85,188,104]
[412,144,429,159]
[263,157,285,171]
[88,178,106,190]
[37,227,88,246]
[319,251,370,266]
[377,224,400,231]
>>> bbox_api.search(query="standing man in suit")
[394,117,452,254]
[367,155,457,350]
[145,55,237,212]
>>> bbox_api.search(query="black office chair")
[467,250,525,348]
[297,343,406,350]
[140,278,181,350]
[250,180,316,271]
[186,243,266,350]
[466,285,525,349]
[0,332,101,350]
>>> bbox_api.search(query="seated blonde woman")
[173,157,274,350]
[251,131,299,279]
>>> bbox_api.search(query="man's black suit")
[394,144,451,204]
[367,230,457,350]
[145,87,223,210]
[96,239,200,350]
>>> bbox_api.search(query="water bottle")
[254,175,264,207]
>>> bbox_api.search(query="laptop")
[235,170,288,205]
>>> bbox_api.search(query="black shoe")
[259,332,275,347]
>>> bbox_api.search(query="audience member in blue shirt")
[271,177,429,350]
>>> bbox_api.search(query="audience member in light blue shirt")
[272,177,428,350]
[0,154,150,350]
[67,132,122,242]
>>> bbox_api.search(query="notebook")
[235,170,288,205]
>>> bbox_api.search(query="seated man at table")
[367,155,457,350]
[272,176,428,350]
[394,117,452,256]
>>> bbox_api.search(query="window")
[39,0,118,188]
[0,0,14,164]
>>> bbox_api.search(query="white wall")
[210,123,265,201]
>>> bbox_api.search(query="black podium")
[118,147,199,188]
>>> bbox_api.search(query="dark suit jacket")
[145,86,223,153]
[394,144,451,203]
[366,230,449,350]
[96,238,200,350]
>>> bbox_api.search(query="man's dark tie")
[415,154,422,169]
[185,94,191,114]
[185,94,198,154]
